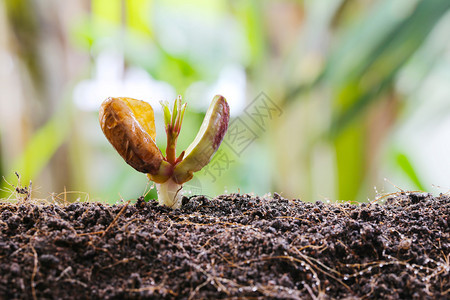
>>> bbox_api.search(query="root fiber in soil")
[0,192,449,299]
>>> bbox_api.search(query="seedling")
[99,95,230,209]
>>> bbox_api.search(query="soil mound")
[1,193,449,299]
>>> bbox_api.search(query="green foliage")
[328,0,450,136]
[2,0,448,203]
[0,110,70,198]
[323,0,449,200]
[395,152,425,191]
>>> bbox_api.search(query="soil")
[0,192,449,299]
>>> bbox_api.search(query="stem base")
[156,178,183,209]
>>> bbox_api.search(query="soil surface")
[0,192,449,299]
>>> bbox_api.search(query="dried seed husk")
[99,97,165,176]
[172,95,230,184]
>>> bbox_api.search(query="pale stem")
[155,178,183,209]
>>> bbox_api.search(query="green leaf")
[171,96,179,126]
[325,0,449,202]
[160,101,172,127]
[172,95,230,184]
[175,102,187,133]
[333,122,365,201]
[0,110,70,198]
[395,152,425,191]
[330,0,450,136]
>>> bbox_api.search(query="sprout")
[99,95,230,208]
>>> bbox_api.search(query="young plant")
[99,95,230,209]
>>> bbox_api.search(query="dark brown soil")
[0,192,449,299]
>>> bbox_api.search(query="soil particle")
[0,192,449,299]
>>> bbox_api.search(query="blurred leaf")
[92,0,122,24]
[327,0,450,202]
[0,111,70,198]
[122,35,202,92]
[70,15,122,51]
[395,152,425,191]
[324,1,417,85]
[330,0,450,136]
[233,0,266,69]
[286,1,450,129]
[333,121,365,201]
[4,0,44,92]
[147,50,200,91]
[126,0,153,35]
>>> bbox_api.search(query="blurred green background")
[1,0,450,203]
